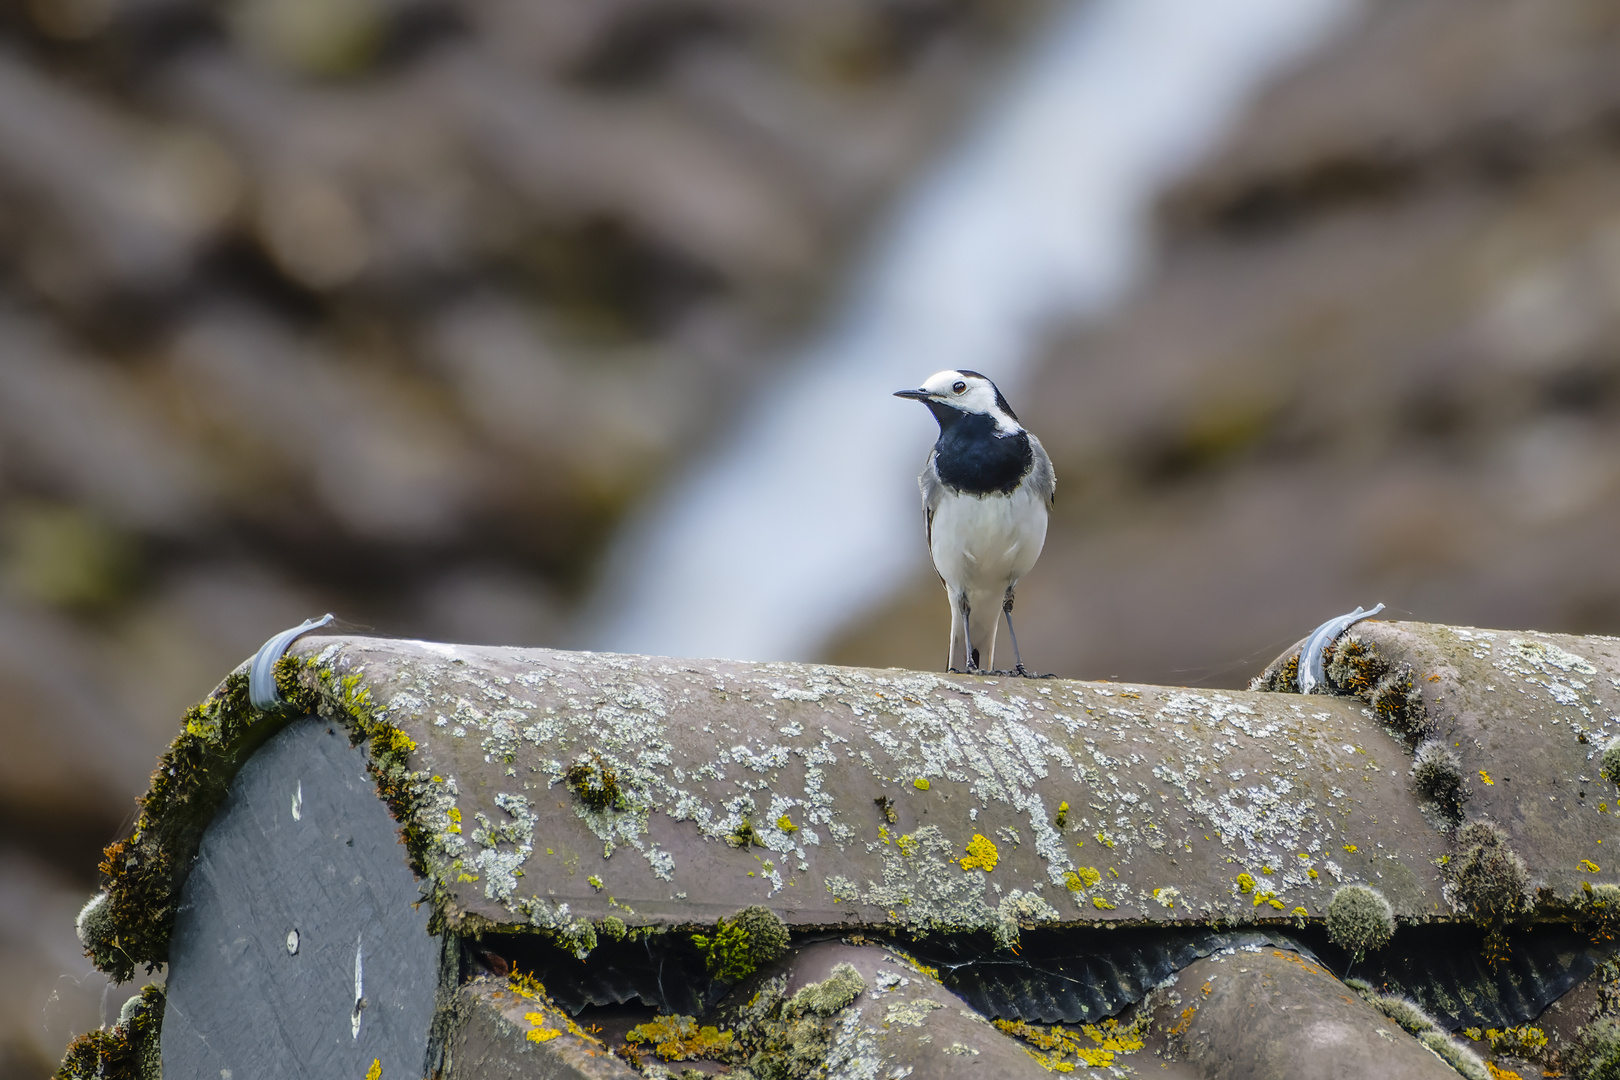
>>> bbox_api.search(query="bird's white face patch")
[916,370,1019,432]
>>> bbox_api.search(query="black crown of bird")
[895,369,1055,677]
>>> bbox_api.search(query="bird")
[894,370,1054,676]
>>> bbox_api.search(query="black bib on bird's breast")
[933,412,1033,495]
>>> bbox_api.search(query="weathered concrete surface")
[446,975,638,1080]
[285,635,1453,939]
[1147,948,1465,1080]
[1265,620,1620,899]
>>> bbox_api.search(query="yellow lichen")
[1092,897,1116,910]
[897,832,919,858]
[627,1015,735,1061]
[1484,1026,1547,1059]
[913,777,931,791]
[1236,873,1256,894]
[1343,844,1358,853]
[365,1059,381,1080]
[776,815,798,834]
[995,1017,1144,1072]
[1073,866,1101,888]
[374,727,416,756]
[1581,859,1601,873]
[960,833,999,872]
[524,1013,562,1043]
[1479,770,1494,786]
[510,972,546,1000]
[1095,831,1115,849]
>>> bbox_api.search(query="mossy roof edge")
[82,639,421,982]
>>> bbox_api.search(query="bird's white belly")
[929,485,1047,594]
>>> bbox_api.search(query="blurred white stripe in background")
[590,0,1359,662]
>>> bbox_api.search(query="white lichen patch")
[826,1005,882,1080]
[884,999,943,1027]
[994,889,1061,949]
[300,636,1453,940]
[470,791,535,901]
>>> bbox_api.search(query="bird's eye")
[952,381,967,394]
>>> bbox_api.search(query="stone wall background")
[834,0,1620,683]
[0,0,1045,1071]
[5,0,1620,1074]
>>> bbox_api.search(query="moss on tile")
[55,985,163,1080]
[78,648,437,984]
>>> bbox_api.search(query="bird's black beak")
[893,388,931,400]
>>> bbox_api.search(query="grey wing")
[1027,433,1056,510]
[919,451,946,579]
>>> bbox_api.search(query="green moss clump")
[728,817,761,849]
[1325,634,1387,695]
[626,1015,735,1062]
[1415,1030,1489,1080]
[787,963,865,1017]
[72,647,437,992]
[1323,636,1430,739]
[715,965,866,1080]
[1411,740,1467,824]
[1573,1017,1620,1080]
[1253,636,1428,737]
[1348,982,1439,1036]
[693,906,790,981]
[1601,739,1620,787]
[1369,666,1428,739]
[564,753,621,811]
[1249,651,1299,693]
[1583,882,1620,944]
[1374,996,1436,1036]
[56,985,163,1080]
[75,892,117,974]
[555,921,598,958]
[1444,821,1530,922]
[1485,1026,1547,1060]
[1325,884,1394,961]
[84,666,287,981]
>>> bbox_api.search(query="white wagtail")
[895,370,1054,676]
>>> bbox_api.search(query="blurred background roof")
[5,0,1620,1073]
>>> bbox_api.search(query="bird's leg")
[959,593,980,674]
[1003,589,1031,677]
[946,590,965,673]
